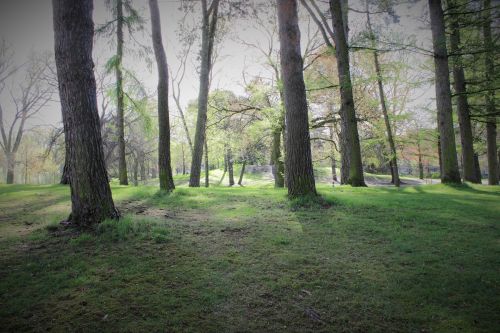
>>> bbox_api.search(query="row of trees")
[0,0,496,226]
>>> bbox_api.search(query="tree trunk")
[366,6,400,187]
[474,153,482,182]
[449,8,478,183]
[428,0,461,184]
[139,153,146,181]
[277,0,317,197]
[437,134,443,177]
[238,159,246,186]
[227,146,234,186]
[53,0,119,227]
[270,127,285,187]
[204,137,209,187]
[329,126,337,183]
[189,0,220,187]
[133,156,138,186]
[330,0,365,186]
[218,148,227,185]
[149,0,175,191]
[483,0,499,185]
[6,152,14,184]
[417,137,424,180]
[116,0,128,185]
[60,156,70,184]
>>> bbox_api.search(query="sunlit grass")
[0,181,499,331]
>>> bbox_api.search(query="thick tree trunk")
[483,0,499,185]
[270,128,285,187]
[277,0,317,197]
[133,156,138,186]
[149,0,175,191]
[428,0,461,184]
[6,153,14,184]
[227,147,234,186]
[204,138,209,187]
[329,126,337,183]
[116,0,128,185]
[53,0,119,227]
[238,159,246,186]
[437,134,443,177]
[449,10,478,183]
[340,130,349,184]
[189,0,219,187]
[474,153,482,182]
[330,0,365,186]
[60,156,70,184]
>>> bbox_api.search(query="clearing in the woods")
[0,175,499,332]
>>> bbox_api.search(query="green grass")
[0,181,499,332]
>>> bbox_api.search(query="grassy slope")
[0,180,499,332]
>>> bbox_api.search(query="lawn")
[0,180,499,332]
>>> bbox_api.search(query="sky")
[0,0,434,131]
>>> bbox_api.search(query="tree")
[448,0,480,183]
[300,0,366,186]
[98,0,146,185]
[0,50,53,184]
[483,0,498,185]
[149,0,175,191]
[277,0,316,197]
[189,0,220,187]
[428,0,461,183]
[364,1,400,186]
[330,0,366,186]
[52,0,119,226]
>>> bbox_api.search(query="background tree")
[189,0,220,187]
[149,0,175,191]
[0,51,53,184]
[482,0,498,185]
[428,0,461,183]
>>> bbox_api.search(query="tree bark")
[60,155,70,184]
[189,0,220,187]
[328,125,337,183]
[449,6,478,183]
[149,0,175,191]
[238,159,246,186]
[428,0,461,183]
[417,135,424,180]
[53,0,119,227]
[483,0,499,185]
[278,0,317,197]
[133,156,138,186]
[330,0,366,186]
[474,153,482,182]
[270,127,285,187]
[204,137,209,187]
[227,146,234,186]
[116,0,128,185]
[6,152,14,184]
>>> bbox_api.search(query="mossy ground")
[0,176,499,332]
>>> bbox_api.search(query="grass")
[0,178,499,332]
